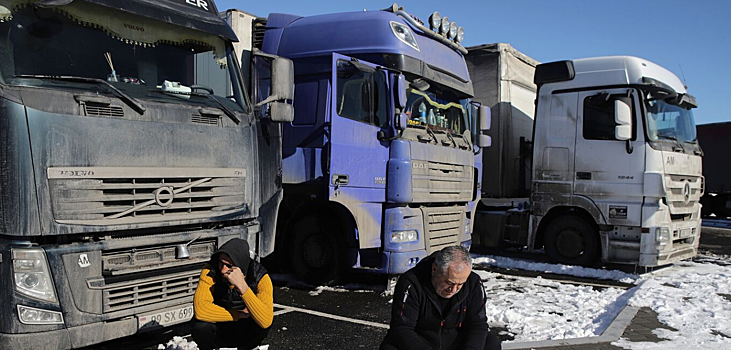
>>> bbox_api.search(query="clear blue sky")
[216,0,730,125]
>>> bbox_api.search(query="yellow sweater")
[193,264,274,329]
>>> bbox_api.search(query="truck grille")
[412,160,473,203]
[102,270,200,313]
[103,241,215,275]
[665,175,703,214]
[48,167,246,225]
[423,207,465,254]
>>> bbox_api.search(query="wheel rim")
[555,228,585,259]
[302,234,332,268]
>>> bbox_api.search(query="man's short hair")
[433,245,472,274]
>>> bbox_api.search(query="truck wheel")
[544,215,599,266]
[289,216,343,285]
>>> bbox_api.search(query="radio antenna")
[679,64,688,90]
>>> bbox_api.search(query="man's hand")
[223,266,249,295]
[239,307,250,319]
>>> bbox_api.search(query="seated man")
[192,238,273,350]
[380,245,501,350]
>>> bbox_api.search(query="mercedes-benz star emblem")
[683,182,691,203]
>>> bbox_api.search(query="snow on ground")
[474,253,731,349]
[472,254,639,283]
[478,270,629,342]
[613,260,731,349]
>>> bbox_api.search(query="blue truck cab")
[256,4,489,283]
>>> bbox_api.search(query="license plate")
[138,304,193,330]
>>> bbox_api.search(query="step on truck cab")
[488,56,702,267]
[0,0,293,348]
[253,4,490,283]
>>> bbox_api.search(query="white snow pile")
[158,336,197,350]
[474,254,731,349]
[613,261,731,349]
[472,254,639,283]
[308,285,349,296]
[159,336,269,350]
[478,270,629,342]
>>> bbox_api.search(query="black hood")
[211,238,251,272]
[37,0,238,41]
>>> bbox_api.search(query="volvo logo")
[683,182,691,203]
[154,186,175,207]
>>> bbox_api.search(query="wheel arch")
[280,200,358,254]
[534,206,600,250]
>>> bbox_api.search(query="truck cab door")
[574,89,645,227]
[328,53,390,248]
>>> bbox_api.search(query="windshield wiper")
[15,75,145,114]
[657,135,684,152]
[149,90,240,125]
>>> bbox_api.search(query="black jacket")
[208,238,268,308]
[381,255,489,350]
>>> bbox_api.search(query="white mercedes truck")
[472,55,702,267]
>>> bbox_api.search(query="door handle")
[332,174,349,186]
[576,172,592,180]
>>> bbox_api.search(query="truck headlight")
[17,305,63,325]
[390,21,419,51]
[391,230,418,243]
[12,248,58,303]
[656,228,670,246]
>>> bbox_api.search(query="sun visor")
[1,0,235,65]
[73,0,236,41]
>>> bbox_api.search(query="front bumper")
[0,316,137,349]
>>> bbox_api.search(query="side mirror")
[614,99,632,141]
[253,53,294,123]
[479,106,491,131]
[394,74,407,110]
[477,134,492,148]
[271,57,294,101]
[270,102,294,123]
[394,112,408,131]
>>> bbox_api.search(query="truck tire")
[289,215,344,285]
[544,215,599,266]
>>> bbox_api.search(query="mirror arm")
[255,94,282,107]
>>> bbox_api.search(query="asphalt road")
[89,225,731,350]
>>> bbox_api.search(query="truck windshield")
[644,99,697,144]
[0,4,246,112]
[404,84,468,135]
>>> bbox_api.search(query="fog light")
[17,305,63,325]
[391,230,418,243]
